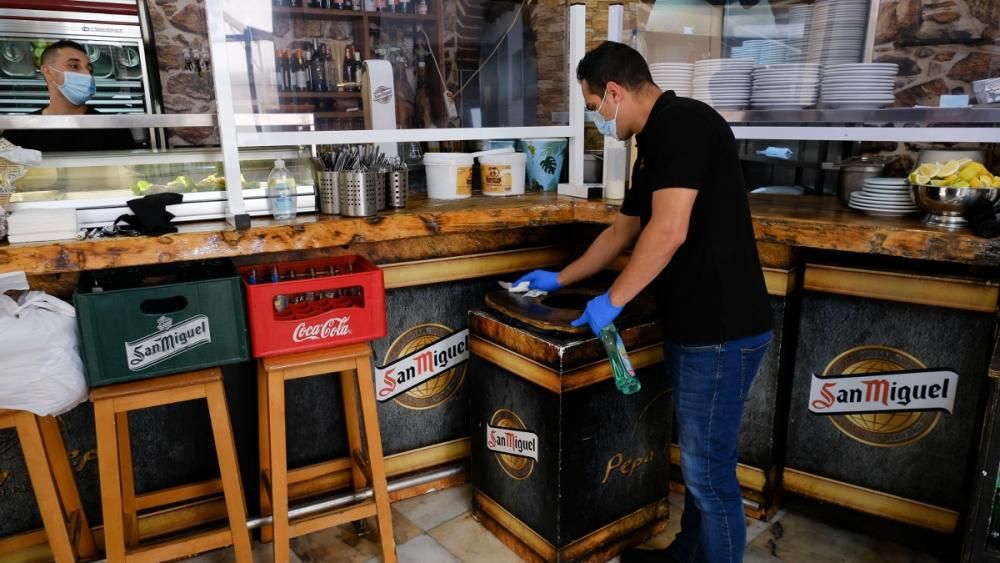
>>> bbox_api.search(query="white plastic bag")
[0,284,88,416]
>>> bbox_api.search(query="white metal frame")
[205,0,250,228]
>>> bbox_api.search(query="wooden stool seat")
[90,368,252,563]
[259,342,396,563]
[0,409,97,562]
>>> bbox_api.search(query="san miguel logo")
[808,346,958,447]
[375,325,468,409]
[125,315,212,371]
[488,409,538,480]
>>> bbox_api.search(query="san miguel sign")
[375,328,469,402]
[809,369,959,415]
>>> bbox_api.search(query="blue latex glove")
[571,292,623,336]
[513,270,561,292]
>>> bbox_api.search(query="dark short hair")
[41,40,88,67]
[576,41,653,96]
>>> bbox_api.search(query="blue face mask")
[593,90,622,141]
[50,68,96,106]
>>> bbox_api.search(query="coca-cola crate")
[74,259,249,387]
[240,255,386,357]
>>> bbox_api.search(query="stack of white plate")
[693,58,754,110]
[649,62,693,97]
[785,5,812,63]
[806,0,868,66]
[847,177,919,216]
[820,63,898,109]
[751,63,822,109]
[731,40,764,64]
[758,39,787,65]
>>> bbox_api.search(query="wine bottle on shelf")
[345,0,354,10]
[295,48,308,92]
[304,43,315,91]
[416,0,427,15]
[289,0,301,7]
[354,51,363,91]
[344,45,355,85]
[398,0,411,13]
[311,39,328,92]
[275,48,284,91]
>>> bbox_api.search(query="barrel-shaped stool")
[90,368,252,563]
[0,409,97,562]
[258,343,396,563]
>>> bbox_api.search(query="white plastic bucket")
[423,152,475,199]
[479,152,527,196]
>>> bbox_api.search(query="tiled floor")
[183,484,952,562]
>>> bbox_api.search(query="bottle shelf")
[277,91,363,99]
[272,5,436,22]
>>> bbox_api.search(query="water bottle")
[599,324,641,395]
[268,159,297,220]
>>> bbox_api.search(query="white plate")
[864,177,909,185]
[850,193,917,205]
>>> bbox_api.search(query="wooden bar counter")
[2,191,998,560]
[1,193,998,276]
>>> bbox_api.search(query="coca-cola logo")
[292,316,352,342]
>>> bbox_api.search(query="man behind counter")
[2,40,138,152]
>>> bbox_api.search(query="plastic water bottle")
[268,159,297,220]
[599,324,641,395]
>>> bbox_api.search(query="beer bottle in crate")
[599,324,641,395]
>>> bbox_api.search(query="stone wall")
[875,0,1000,107]
[148,0,219,146]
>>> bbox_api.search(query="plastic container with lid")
[422,152,474,199]
[479,152,527,196]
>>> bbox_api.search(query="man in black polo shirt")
[2,40,137,152]
[516,41,772,563]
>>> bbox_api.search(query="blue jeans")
[665,330,773,563]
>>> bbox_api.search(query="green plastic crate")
[74,259,249,387]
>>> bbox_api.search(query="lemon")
[916,163,941,178]
[941,174,959,184]
[912,173,931,185]
[980,175,995,189]
[960,166,980,182]
[930,179,946,186]
[954,180,971,188]
[957,158,973,166]
[937,160,960,178]
[970,177,983,188]
[993,177,1000,188]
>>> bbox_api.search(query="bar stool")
[0,409,97,562]
[258,343,396,563]
[90,368,252,563]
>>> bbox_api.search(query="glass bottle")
[416,0,428,15]
[267,161,297,221]
[599,324,641,395]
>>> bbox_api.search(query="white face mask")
[592,89,622,141]
[49,67,96,106]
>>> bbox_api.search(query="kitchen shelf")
[277,92,363,99]
[720,107,1000,125]
[314,111,364,118]
[272,5,437,22]
[739,154,830,170]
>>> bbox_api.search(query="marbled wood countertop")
[1,193,998,275]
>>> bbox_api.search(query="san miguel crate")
[74,259,249,387]
[239,255,386,357]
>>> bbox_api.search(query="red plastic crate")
[239,255,386,357]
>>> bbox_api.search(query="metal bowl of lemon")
[908,160,1000,228]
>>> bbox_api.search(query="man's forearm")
[558,225,632,288]
[607,223,684,307]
